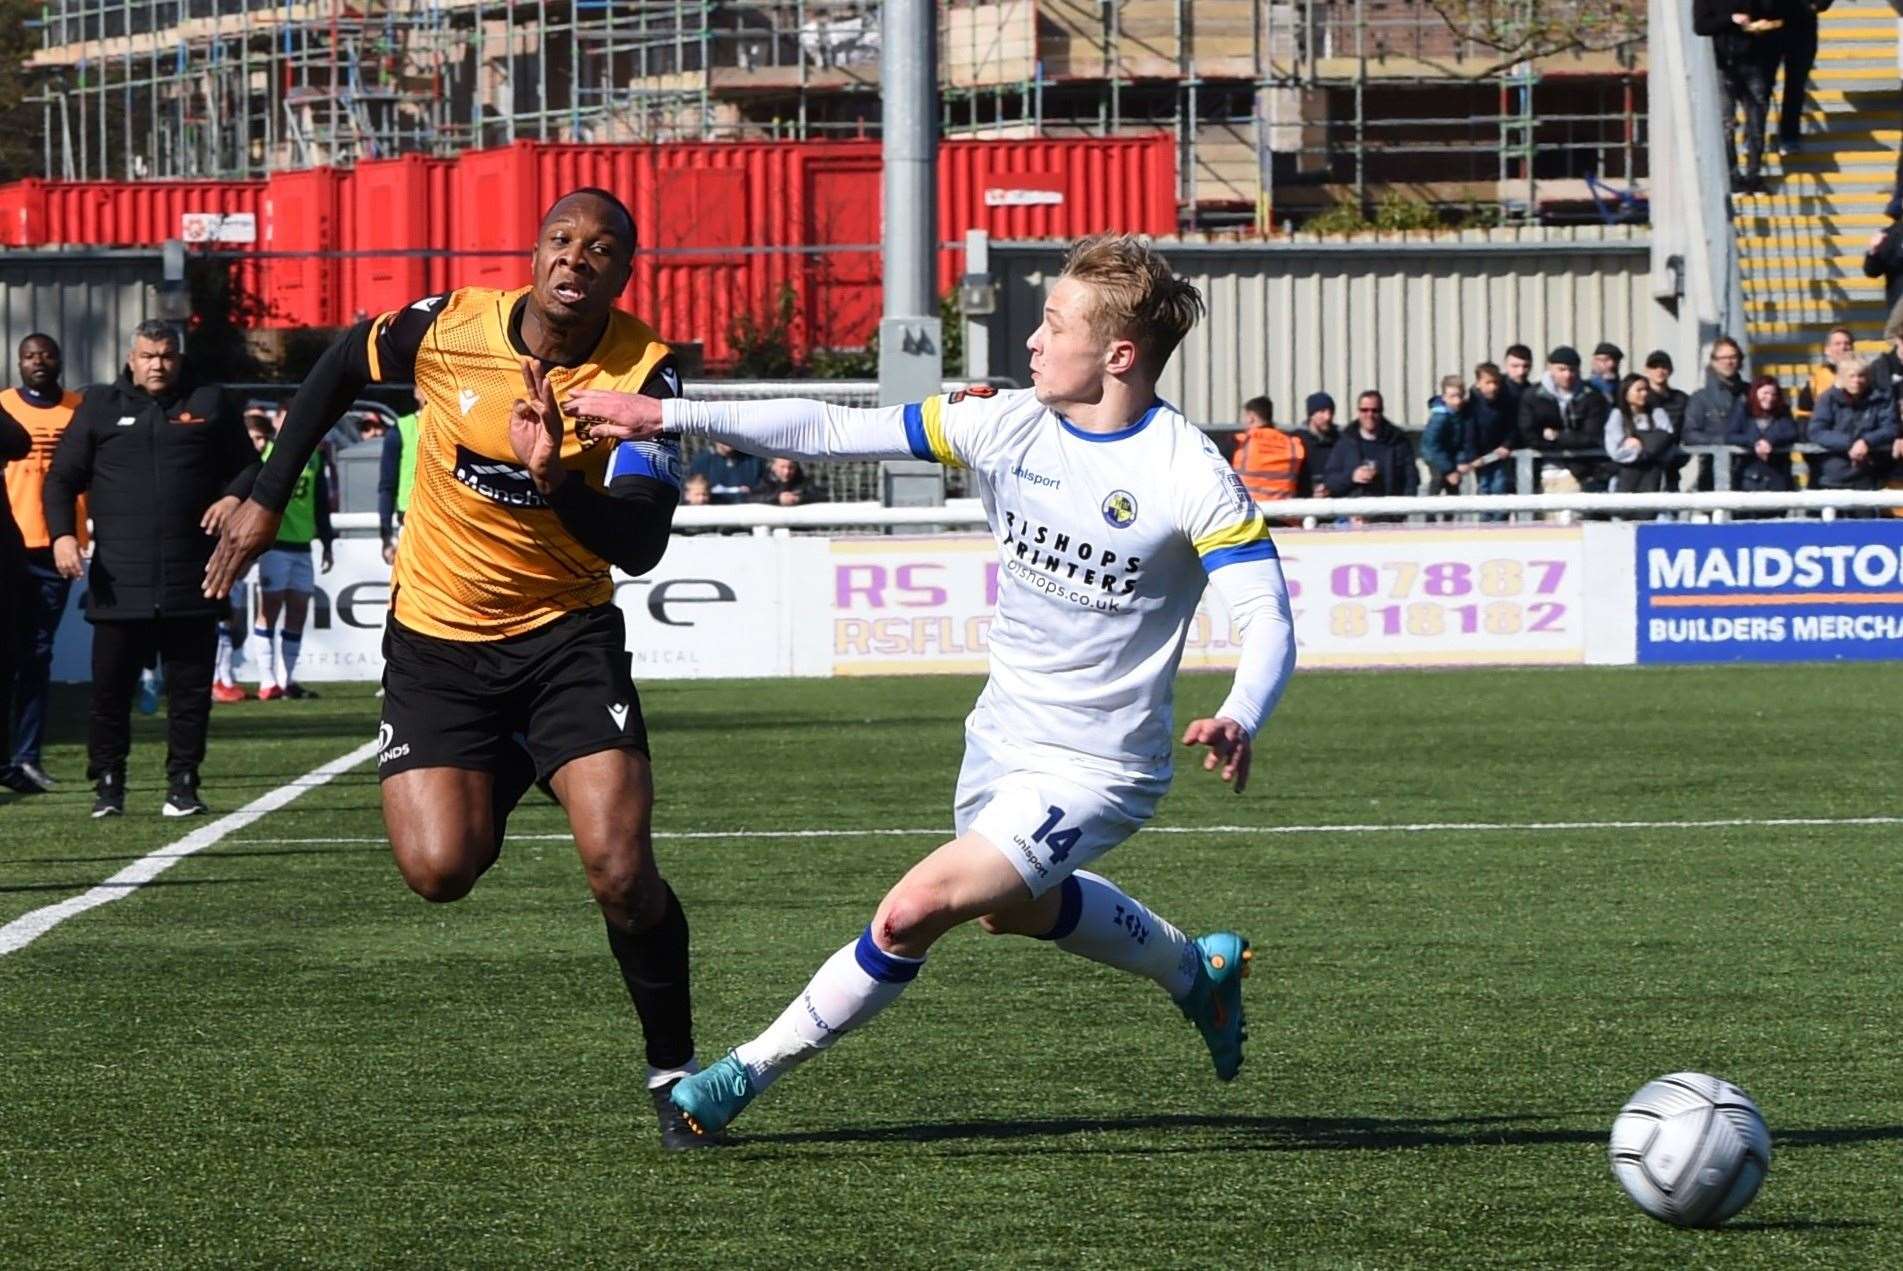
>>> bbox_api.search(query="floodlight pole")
[877,0,947,506]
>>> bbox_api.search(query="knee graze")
[876,882,949,947]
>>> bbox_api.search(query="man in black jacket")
[42,321,257,818]
[1518,345,1613,489]
[1324,391,1419,509]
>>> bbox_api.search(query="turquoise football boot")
[668,1051,758,1137]
[1176,932,1253,1081]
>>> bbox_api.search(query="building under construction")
[30,1,1645,227]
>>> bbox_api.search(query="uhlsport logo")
[1101,489,1138,529]
[376,720,411,766]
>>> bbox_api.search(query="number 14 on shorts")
[1032,804,1148,944]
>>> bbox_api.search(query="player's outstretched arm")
[204,320,376,597]
[1182,553,1298,794]
[564,389,920,463]
[513,361,678,578]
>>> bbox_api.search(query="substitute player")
[203,188,710,1150]
[251,410,335,700]
[568,233,1298,1137]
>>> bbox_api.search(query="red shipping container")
[0,180,46,247]
[341,155,454,322]
[41,179,264,247]
[262,168,345,327]
[450,135,1173,363]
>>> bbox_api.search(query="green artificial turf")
[2,666,1900,1268]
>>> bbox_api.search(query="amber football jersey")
[367,286,677,640]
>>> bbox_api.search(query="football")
[1608,1072,1772,1228]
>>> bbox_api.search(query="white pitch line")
[0,738,381,957]
[225,813,1903,847]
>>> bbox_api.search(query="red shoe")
[212,682,248,704]
[257,684,284,701]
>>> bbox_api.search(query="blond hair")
[1058,233,1205,378]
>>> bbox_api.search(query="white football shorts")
[954,726,1162,899]
[257,547,315,594]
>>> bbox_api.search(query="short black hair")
[1243,395,1273,423]
[542,187,637,252]
[1504,343,1533,362]
[18,332,57,353]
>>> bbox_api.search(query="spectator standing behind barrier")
[1500,344,1534,420]
[0,335,85,796]
[1682,337,1748,490]
[1642,351,1691,432]
[378,407,419,565]
[1463,363,1518,499]
[1694,0,1786,194]
[1421,376,1472,497]
[1725,375,1801,492]
[1807,355,1897,496]
[1520,345,1613,490]
[1604,374,1679,494]
[41,321,259,819]
[752,457,825,507]
[1294,392,1338,497]
[1230,395,1307,505]
[686,441,765,504]
[1796,327,1854,427]
[1324,391,1418,505]
[1588,343,1624,400]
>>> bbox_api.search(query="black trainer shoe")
[14,761,58,792]
[283,682,319,700]
[2,766,47,794]
[91,772,126,819]
[162,772,209,818]
[650,1079,725,1151]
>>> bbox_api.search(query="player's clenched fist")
[561,388,663,442]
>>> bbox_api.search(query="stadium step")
[1737,6,1901,372]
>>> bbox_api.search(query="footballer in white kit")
[567,234,1297,1140]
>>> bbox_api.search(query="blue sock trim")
[1038,875,1084,942]
[253,627,272,639]
[853,926,923,983]
[280,631,303,645]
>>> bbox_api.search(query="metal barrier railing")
[329,488,1903,537]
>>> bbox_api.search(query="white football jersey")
[901,387,1278,781]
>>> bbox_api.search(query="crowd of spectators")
[1224,324,1903,515]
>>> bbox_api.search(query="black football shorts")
[376,602,648,782]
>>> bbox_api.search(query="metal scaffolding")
[29,1,1643,226]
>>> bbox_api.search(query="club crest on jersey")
[947,383,997,404]
[1101,489,1138,528]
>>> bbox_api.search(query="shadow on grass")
[740,1114,1903,1155]
[739,1111,1605,1151]
[1724,1219,1878,1233]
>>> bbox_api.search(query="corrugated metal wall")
[0,251,159,387]
[982,227,1654,427]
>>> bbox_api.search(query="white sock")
[732,927,923,1093]
[1043,870,1199,1000]
[253,626,276,687]
[279,629,303,687]
[646,1057,701,1091]
[214,628,234,685]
